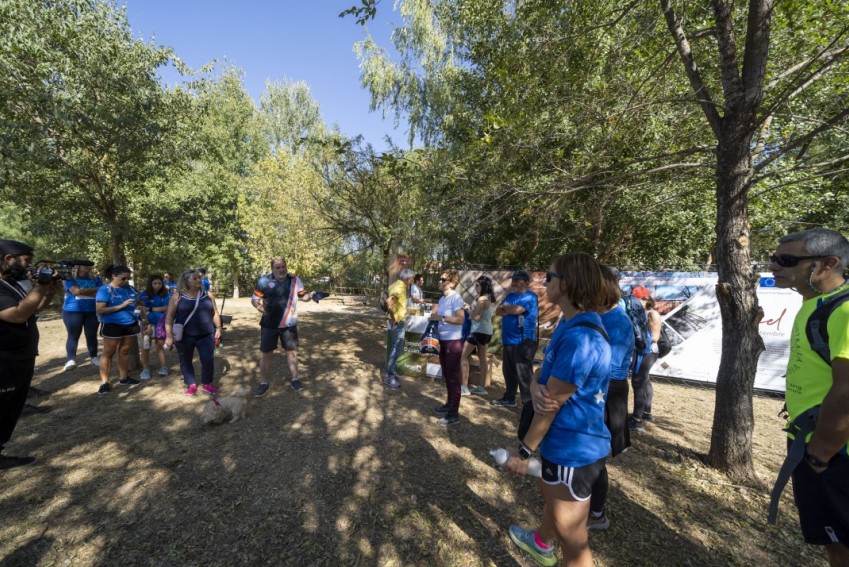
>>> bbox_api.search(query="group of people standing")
[60,264,222,396]
[382,260,669,565]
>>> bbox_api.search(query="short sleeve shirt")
[500,290,538,345]
[600,306,635,381]
[538,312,612,467]
[139,291,170,325]
[436,291,465,341]
[387,279,408,322]
[0,279,39,359]
[63,276,102,313]
[252,274,305,329]
[95,285,138,325]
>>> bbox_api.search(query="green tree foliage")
[0,0,191,264]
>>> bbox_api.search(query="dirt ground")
[0,298,829,566]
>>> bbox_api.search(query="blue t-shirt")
[499,290,538,345]
[538,312,612,467]
[164,281,177,291]
[201,277,210,292]
[95,284,138,325]
[600,306,635,381]
[139,290,170,325]
[63,276,103,313]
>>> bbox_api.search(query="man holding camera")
[0,239,61,470]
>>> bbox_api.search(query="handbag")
[154,316,167,340]
[173,292,202,342]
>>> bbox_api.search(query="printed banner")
[620,272,800,393]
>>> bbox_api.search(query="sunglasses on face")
[769,254,824,268]
[545,271,562,283]
[439,277,449,282]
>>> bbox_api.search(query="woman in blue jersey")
[61,260,102,371]
[138,275,170,379]
[586,265,636,530]
[504,253,614,567]
[460,275,496,396]
[95,265,141,395]
[164,269,221,396]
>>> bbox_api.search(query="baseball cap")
[511,270,531,281]
[0,240,34,256]
[631,285,652,299]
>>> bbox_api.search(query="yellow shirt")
[785,285,849,451]
[387,279,408,322]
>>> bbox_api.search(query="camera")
[28,259,90,285]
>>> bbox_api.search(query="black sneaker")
[290,379,303,391]
[643,413,654,422]
[437,414,460,426]
[21,404,51,416]
[434,404,451,414]
[254,382,270,398]
[491,397,517,408]
[0,454,36,470]
[98,382,112,395]
[628,416,645,431]
[118,377,141,386]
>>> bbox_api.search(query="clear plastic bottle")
[489,448,542,477]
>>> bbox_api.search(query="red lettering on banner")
[760,308,786,331]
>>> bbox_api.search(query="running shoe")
[587,513,610,530]
[90,356,100,367]
[63,360,77,371]
[508,525,556,566]
[469,385,488,395]
[97,382,111,395]
[118,377,141,386]
[140,369,151,380]
[185,384,198,396]
[158,367,169,376]
[201,384,219,396]
[491,397,517,408]
[460,385,471,396]
[254,382,269,398]
[290,378,303,391]
[437,414,460,426]
[434,404,451,414]
[383,377,401,389]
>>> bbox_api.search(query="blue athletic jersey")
[63,276,102,313]
[164,281,176,291]
[139,290,170,325]
[538,312,612,467]
[499,290,538,345]
[600,306,635,381]
[96,285,138,325]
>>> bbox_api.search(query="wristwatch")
[517,442,533,461]
[804,451,830,469]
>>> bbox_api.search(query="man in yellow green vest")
[772,228,849,565]
[384,269,414,389]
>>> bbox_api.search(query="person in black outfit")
[0,240,61,470]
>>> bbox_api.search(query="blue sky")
[122,1,410,151]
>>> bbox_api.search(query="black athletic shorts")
[606,379,631,457]
[790,445,849,546]
[101,322,141,340]
[260,326,298,353]
[540,455,606,501]
[465,332,492,346]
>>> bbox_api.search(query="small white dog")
[200,386,248,425]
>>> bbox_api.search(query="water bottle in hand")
[489,448,542,478]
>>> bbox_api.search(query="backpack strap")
[574,321,610,343]
[806,287,849,366]
[768,406,820,524]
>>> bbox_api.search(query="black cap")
[0,239,34,256]
[511,270,531,281]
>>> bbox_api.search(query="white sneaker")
[63,360,77,371]
[158,367,168,376]
[460,385,471,396]
[90,357,100,367]
[140,369,151,380]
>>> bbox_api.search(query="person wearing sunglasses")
[502,253,613,567]
[771,228,849,565]
[492,270,539,437]
[431,270,466,425]
[95,265,141,394]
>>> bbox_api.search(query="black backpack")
[623,295,649,352]
[657,325,672,358]
[805,287,849,365]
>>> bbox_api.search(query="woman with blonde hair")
[504,253,614,567]
[164,269,222,396]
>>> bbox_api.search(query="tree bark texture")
[707,125,765,482]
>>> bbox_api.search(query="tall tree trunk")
[231,266,240,299]
[110,228,126,265]
[706,125,765,482]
